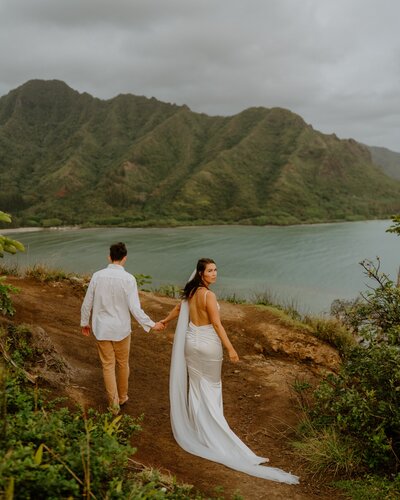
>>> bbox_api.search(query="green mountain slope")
[1,79,400,227]
[367,145,400,180]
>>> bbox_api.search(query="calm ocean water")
[3,220,399,315]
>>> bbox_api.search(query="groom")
[80,241,164,413]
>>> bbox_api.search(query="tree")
[386,215,400,286]
[0,212,25,257]
[0,211,24,315]
[331,258,400,345]
[386,214,400,236]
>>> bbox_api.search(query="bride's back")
[188,288,211,326]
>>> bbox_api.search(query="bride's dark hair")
[182,258,216,299]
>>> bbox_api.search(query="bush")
[295,255,400,490]
[0,358,141,499]
[134,273,152,291]
[0,262,21,277]
[0,212,24,317]
[302,316,355,356]
[0,277,19,316]
[308,342,400,472]
[334,474,400,500]
[25,264,70,283]
[331,258,400,345]
[0,211,25,257]
[155,284,182,299]
[41,218,63,227]
[0,325,207,499]
[293,427,362,477]
[220,292,246,304]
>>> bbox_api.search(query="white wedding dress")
[169,297,299,484]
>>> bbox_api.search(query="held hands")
[152,321,165,332]
[158,304,179,329]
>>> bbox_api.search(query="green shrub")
[0,367,210,498]
[0,324,208,499]
[155,284,182,299]
[220,293,246,304]
[25,264,70,282]
[1,324,42,366]
[0,262,21,276]
[252,289,301,321]
[296,255,400,489]
[134,273,153,291]
[335,474,400,500]
[0,211,25,257]
[41,218,63,227]
[293,427,362,477]
[0,387,141,499]
[307,342,400,472]
[252,289,281,307]
[0,212,24,316]
[0,337,142,500]
[302,316,355,355]
[331,258,400,345]
[0,277,19,316]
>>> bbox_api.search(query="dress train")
[169,300,299,484]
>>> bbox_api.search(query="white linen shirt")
[80,264,155,341]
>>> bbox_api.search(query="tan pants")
[96,335,131,409]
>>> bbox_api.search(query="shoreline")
[2,225,80,234]
[1,217,392,234]
[2,219,395,317]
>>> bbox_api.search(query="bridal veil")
[169,283,299,484]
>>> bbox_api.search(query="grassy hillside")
[368,145,400,180]
[1,79,400,227]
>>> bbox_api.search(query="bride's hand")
[228,348,239,363]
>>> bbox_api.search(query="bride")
[160,258,299,484]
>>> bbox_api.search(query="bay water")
[3,220,399,315]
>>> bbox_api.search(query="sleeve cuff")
[143,320,156,333]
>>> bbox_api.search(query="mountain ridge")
[367,145,400,180]
[1,79,399,227]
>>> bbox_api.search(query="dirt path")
[6,276,345,500]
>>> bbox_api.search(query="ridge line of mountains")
[1,79,399,228]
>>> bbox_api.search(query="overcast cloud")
[0,0,399,150]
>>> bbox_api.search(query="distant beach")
[2,227,44,234]
[2,226,80,234]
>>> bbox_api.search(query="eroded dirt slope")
[4,276,344,500]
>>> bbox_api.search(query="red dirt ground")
[5,276,346,500]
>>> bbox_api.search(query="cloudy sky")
[0,0,399,151]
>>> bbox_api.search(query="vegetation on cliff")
[368,145,400,181]
[1,79,400,228]
[295,253,400,499]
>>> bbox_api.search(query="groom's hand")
[152,321,165,332]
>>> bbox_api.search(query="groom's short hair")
[110,242,127,262]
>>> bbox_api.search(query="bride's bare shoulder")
[191,288,216,304]
[204,289,217,301]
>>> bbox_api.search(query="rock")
[254,342,264,354]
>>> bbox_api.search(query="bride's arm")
[160,302,181,326]
[206,292,239,363]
